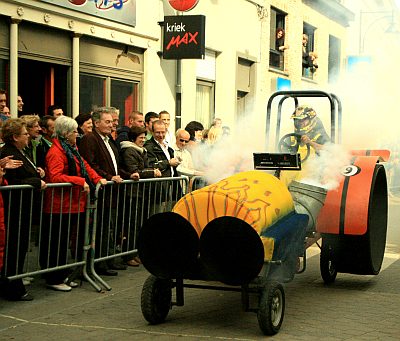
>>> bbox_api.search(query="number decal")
[341,165,360,177]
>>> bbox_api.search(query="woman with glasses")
[120,126,161,266]
[41,116,106,291]
[0,118,46,301]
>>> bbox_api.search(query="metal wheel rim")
[328,259,336,276]
[271,290,283,327]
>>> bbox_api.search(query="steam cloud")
[189,0,398,190]
[298,143,352,190]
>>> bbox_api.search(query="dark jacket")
[1,144,42,189]
[79,130,131,208]
[78,130,131,181]
[144,137,177,178]
[23,139,47,170]
[0,143,42,281]
[120,141,158,202]
[302,48,310,68]
[119,141,155,179]
[115,125,130,150]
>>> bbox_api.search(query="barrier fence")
[0,176,191,292]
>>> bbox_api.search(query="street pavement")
[0,201,399,340]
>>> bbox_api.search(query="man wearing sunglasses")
[173,129,204,177]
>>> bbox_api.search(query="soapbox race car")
[137,90,390,336]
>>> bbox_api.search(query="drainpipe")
[175,59,182,129]
[72,33,81,118]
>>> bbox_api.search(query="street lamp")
[358,10,400,54]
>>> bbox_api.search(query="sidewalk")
[1,248,400,340]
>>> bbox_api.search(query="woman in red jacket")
[41,116,106,292]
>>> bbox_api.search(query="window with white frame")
[196,50,216,128]
[196,80,215,129]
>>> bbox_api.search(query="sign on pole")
[162,15,206,60]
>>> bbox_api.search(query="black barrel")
[199,216,265,286]
[138,212,200,279]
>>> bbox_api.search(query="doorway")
[18,59,69,116]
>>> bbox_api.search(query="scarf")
[58,136,96,197]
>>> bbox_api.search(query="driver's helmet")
[291,105,317,134]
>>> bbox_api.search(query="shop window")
[79,74,139,123]
[269,7,287,70]
[196,80,215,129]
[111,79,139,126]
[302,23,317,79]
[79,74,106,115]
[19,59,68,116]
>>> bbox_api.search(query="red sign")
[168,0,199,12]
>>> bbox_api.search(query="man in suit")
[79,107,138,276]
[144,120,181,212]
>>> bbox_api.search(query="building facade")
[0,0,353,135]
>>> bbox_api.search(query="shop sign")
[39,0,136,27]
[163,15,205,60]
[168,0,199,11]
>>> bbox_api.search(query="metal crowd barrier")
[189,175,208,192]
[0,177,189,292]
[0,183,92,285]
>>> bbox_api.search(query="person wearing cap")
[280,105,330,187]
[291,105,330,158]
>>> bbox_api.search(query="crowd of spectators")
[0,90,229,302]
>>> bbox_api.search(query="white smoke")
[188,0,399,189]
[299,143,352,190]
[191,115,265,184]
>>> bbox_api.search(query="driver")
[291,105,330,157]
[280,105,331,187]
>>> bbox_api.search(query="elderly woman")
[20,114,47,171]
[120,126,161,266]
[0,118,46,301]
[41,116,106,291]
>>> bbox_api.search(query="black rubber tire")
[141,275,172,324]
[257,281,285,336]
[320,240,337,284]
